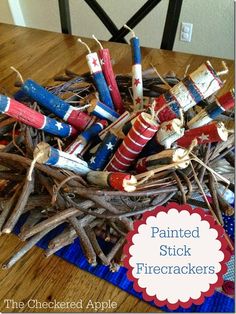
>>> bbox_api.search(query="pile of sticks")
[0,69,234,270]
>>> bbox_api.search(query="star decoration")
[165,123,172,131]
[100,58,105,65]
[92,58,98,67]
[106,142,114,150]
[90,156,96,164]
[198,133,209,142]
[55,121,63,130]
[134,78,140,86]
[135,97,141,104]
[108,85,113,91]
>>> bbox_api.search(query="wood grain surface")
[0,23,234,313]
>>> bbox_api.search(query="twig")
[2,170,34,234]
[19,203,92,240]
[2,226,55,269]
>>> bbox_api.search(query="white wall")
[174,0,234,60]
[0,0,234,59]
[0,0,14,24]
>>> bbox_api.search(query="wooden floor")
[0,23,234,313]
[0,234,160,313]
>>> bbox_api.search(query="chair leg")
[58,0,72,34]
[109,0,163,43]
[84,0,126,43]
[160,0,183,50]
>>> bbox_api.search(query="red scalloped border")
[123,202,231,310]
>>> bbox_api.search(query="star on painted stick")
[92,58,98,67]
[108,85,113,91]
[106,142,114,150]
[55,121,63,130]
[165,123,172,131]
[100,58,105,65]
[198,133,209,142]
[90,156,96,164]
[135,97,141,104]
[134,78,140,86]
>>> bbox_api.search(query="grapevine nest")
[0,68,234,270]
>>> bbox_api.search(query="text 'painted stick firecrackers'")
[66,120,108,156]
[87,171,137,192]
[89,131,121,170]
[33,142,90,175]
[93,35,125,114]
[124,25,143,110]
[136,148,190,173]
[0,94,76,137]
[106,112,159,172]
[177,122,228,147]
[78,39,114,110]
[154,61,226,123]
[20,79,94,131]
[87,98,120,122]
[188,89,235,129]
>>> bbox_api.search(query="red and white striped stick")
[106,112,159,172]
[93,35,125,114]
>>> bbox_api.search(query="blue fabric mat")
[12,211,234,313]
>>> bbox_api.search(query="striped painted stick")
[20,79,94,131]
[0,94,76,138]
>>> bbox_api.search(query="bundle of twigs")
[0,69,234,271]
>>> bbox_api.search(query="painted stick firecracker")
[93,35,125,114]
[20,79,94,131]
[99,111,130,140]
[66,120,108,156]
[78,39,114,110]
[154,61,225,123]
[87,98,120,122]
[177,122,228,148]
[0,95,76,138]
[33,142,90,175]
[88,131,121,170]
[87,171,137,192]
[124,25,143,110]
[187,89,235,129]
[136,148,190,173]
[106,112,159,172]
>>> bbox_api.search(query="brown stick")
[198,143,211,183]
[72,193,132,231]
[0,117,16,129]
[0,184,22,232]
[173,171,186,204]
[45,237,75,257]
[19,203,93,240]
[85,225,109,265]
[68,216,97,266]
[207,173,224,225]
[107,237,126,263]
[2,171,34,234]
[0,172,25,182]
[48,227,76,249]
[190,162,234,251]
[2,226,55,269]
[20,208,43,233]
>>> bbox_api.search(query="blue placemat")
[12,211,234,313]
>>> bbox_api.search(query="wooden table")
[0,23,234,313]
